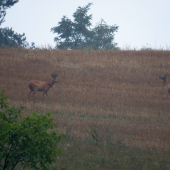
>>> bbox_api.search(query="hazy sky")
[2,0,170,49]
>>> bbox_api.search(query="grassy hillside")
[0,47,170,169]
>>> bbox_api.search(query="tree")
[51,16,74,49]
[51,3,119,50]
[51,3,94,49]
[0,0,19,25]
[0,0,28,48]
[0,27,28,48]
[71,2,94,49]
[0,91,66,170]
[92,19,119,50]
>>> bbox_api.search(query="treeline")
[0,1,119,50]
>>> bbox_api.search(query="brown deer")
[28,73,58,101]
[159,73,170,98]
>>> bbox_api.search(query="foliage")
[92,19,119,50]
[0,0,19,25]
[0,27,28,48]
[0,0,28,48]
[51,3,119,50]
[0,91,66,170]
[51,16,74,49]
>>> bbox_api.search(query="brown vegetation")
[0,47,170,168]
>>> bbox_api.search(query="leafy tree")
[51,3,119,50]
[0,27,28,48]
[0,0,28,47]
[0,91,66,170]
[71,2,94,49]
[0,0,19,25]
[92,19,119,50]
[51,16,74,49]
[51,3,94,49]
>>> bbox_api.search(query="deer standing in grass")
[28,73,58,101]
[159,73,170,98]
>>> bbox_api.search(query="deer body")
[28,73,58,101]
[159,73,170,98]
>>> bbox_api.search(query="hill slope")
[1,48,170,169]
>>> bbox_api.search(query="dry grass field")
[0,47,170,169]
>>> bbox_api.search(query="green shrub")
[0,91,66,170]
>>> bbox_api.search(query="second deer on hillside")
[159,73,170,98]
[28,73,58,101]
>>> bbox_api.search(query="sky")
[2,0,170,49]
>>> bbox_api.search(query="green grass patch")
[57,140,170,170]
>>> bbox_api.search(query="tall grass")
[0,47,170,169]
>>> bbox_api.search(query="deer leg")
[42,92,46,101]
[45,92,49,99]
[32,90,36,101]
[42,92,49,101]
[28,90,33,102]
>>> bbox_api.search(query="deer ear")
[56,74,58,77]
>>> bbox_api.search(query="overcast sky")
[2,0,170,49]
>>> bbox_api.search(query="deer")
[159,73,170,98]
[28,73,58,101]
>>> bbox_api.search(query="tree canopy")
[0,0,28,48]
[0,0,19,25]
[51,3,119,50]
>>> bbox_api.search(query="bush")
[0,91,66,170]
